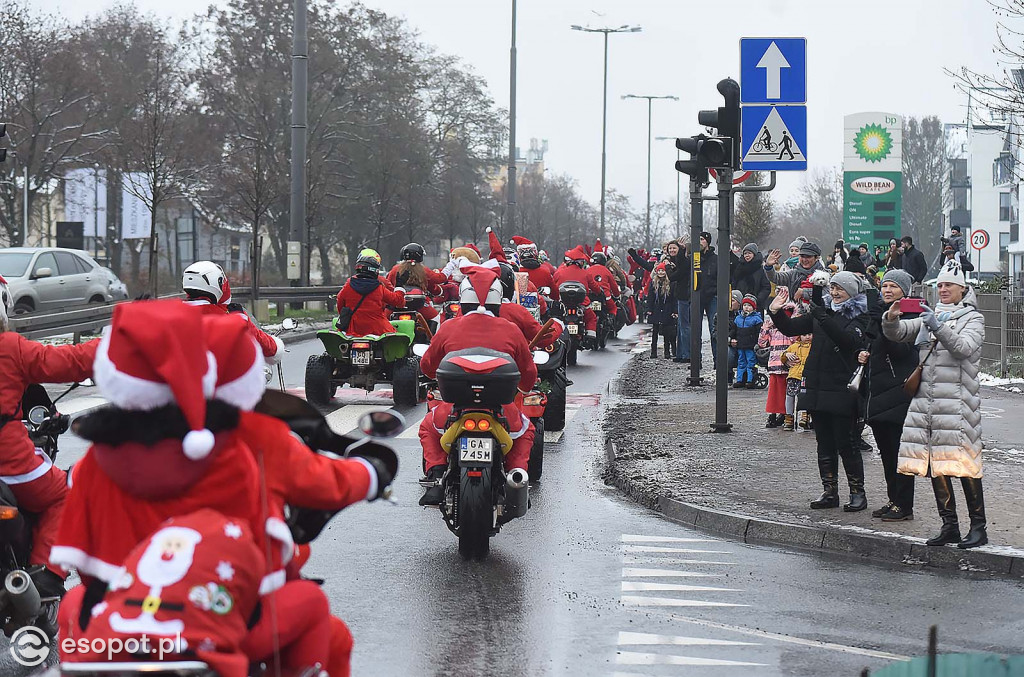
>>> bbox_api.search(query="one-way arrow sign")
[756,41,790,100]
[741,38,806,104]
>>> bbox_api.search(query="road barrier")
[10,286,338,340]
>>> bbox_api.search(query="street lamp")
[655,136,682,239]
[570,23,642,242]
[508,0,518,233]
[623,95,678,249]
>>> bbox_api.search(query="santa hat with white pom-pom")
[93,299,218,460]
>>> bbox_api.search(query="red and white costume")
[335,276,406,337]
[185,299,285,364]
[418,270,536,475]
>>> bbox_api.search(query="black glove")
[811,284,825,307]
[808,301,827,321]
[627,247,638,258]
[226,302,247,314]
[360,456,393,501]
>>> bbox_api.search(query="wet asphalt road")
[6,327,1024,676]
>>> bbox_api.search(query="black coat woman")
[769,271,871,511]
[857,269,918,521]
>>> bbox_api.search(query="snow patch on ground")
[980,372,1024,393]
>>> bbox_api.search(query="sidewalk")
[604,334,1024,577]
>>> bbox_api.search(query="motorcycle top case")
[436,348,520,407]
[558,281,587,307]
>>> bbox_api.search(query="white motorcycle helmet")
[183,261,231,304]
[0,276,11,330]
[459,274,503,315]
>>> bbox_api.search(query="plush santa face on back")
[137,526,203,588]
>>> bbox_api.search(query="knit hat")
[204,314,266,412]
[829,271,861,299]
[798,241,822,257]
[742,243,759,256]
[843,254,867,275]
[700,231,713,245]
[731,289,743,306]
[94,300,217,460]
[789,237,807,251]
[881,269,913,296]
[741,294,758,310]
[936,259,966,287]
[950,226,962,234]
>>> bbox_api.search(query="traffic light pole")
[711,169,734,433]
[687,175,703,387]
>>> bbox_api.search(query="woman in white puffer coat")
[882,260,987,549]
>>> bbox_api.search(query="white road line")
[544,430,564,443]
[60,395,109,416]
[622,557,736,566]
[617,631,758,647]
[651,611,911,661]
[325,405,391,436]
[623,545,732,554]
[621,535,718,543]
[615,651,765,667]
[620,596,748,608]
[621,582,740,593]
[396,408,429,439]
[621,568,719,578]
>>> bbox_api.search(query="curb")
[603,438,1024,580]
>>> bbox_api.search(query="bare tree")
[732,172,776,249]
[776,167,843,248]
[902,116,947,263]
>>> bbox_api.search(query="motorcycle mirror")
[411,343,428,358]
[78,378,94,387]
[357,410,406,438]
[533,351,550,366]
[27,406,48,426]
[281,317,297,330]
[539,286,551,295]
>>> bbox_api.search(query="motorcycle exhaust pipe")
[504,469,529,519]
[5,569,41,624]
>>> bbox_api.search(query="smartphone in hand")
[899,298,925,314]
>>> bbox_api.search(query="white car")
[0,247,130,314]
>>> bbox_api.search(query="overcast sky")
[43,0,1002,209]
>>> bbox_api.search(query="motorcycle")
[0,382,78,639]
[413,345,545,559]
[556,281,590,366]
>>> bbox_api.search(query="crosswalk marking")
[620,596,748,608]
[621,568,719,578]
[621,534,717,543]
[621,582,740,593]
[615,651,766,667]
[622,557,736,566]
[623,545,732,555]
[617,631,758,647]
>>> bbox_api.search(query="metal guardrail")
[9,286,337,341]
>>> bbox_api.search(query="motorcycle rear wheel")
[566,344,578,366]
[457,470,492,559]
[528,417,544,481]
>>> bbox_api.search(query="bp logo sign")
[853,123,894,163]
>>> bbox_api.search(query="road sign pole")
[688,175,704,387]
[712,168,734,433]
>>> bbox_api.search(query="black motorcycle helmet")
[400,242,425,263]
[497,262,516,301]
[591,252,607,266]
[354,254,382,279]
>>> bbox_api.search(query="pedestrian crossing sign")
[740,105,807,171]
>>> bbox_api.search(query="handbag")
[847,364,865,394]
[902,341,938,398]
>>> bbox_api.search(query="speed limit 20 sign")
[971,229,990,251]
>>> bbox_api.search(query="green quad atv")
[304,317,424,407]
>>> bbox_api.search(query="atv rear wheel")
[392,357,420,406]
[305,354,334,406]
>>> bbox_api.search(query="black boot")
[810,475,840,509]
[926,476,961,546]
[419,467,446,506]
[765,414,781,428]
[844,478,867,512]
[957,477,988,549]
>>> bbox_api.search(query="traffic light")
[696,78,741,168]
[675,134,730,174]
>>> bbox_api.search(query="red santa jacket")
[52,431,274,591]
[0,333,96,481]
[235,411,373,576]
[420,312,537,393]
[520,261,555,293]
[552,265,603,302]
[386,263,447,295]
[335,277,406,337]
[185,301,284,363]
[439,300,560,349]
[587,264,621,298]
[64,509,264,677]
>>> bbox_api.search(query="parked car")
[0,247,129,314]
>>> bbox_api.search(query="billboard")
[843,113,903,249]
